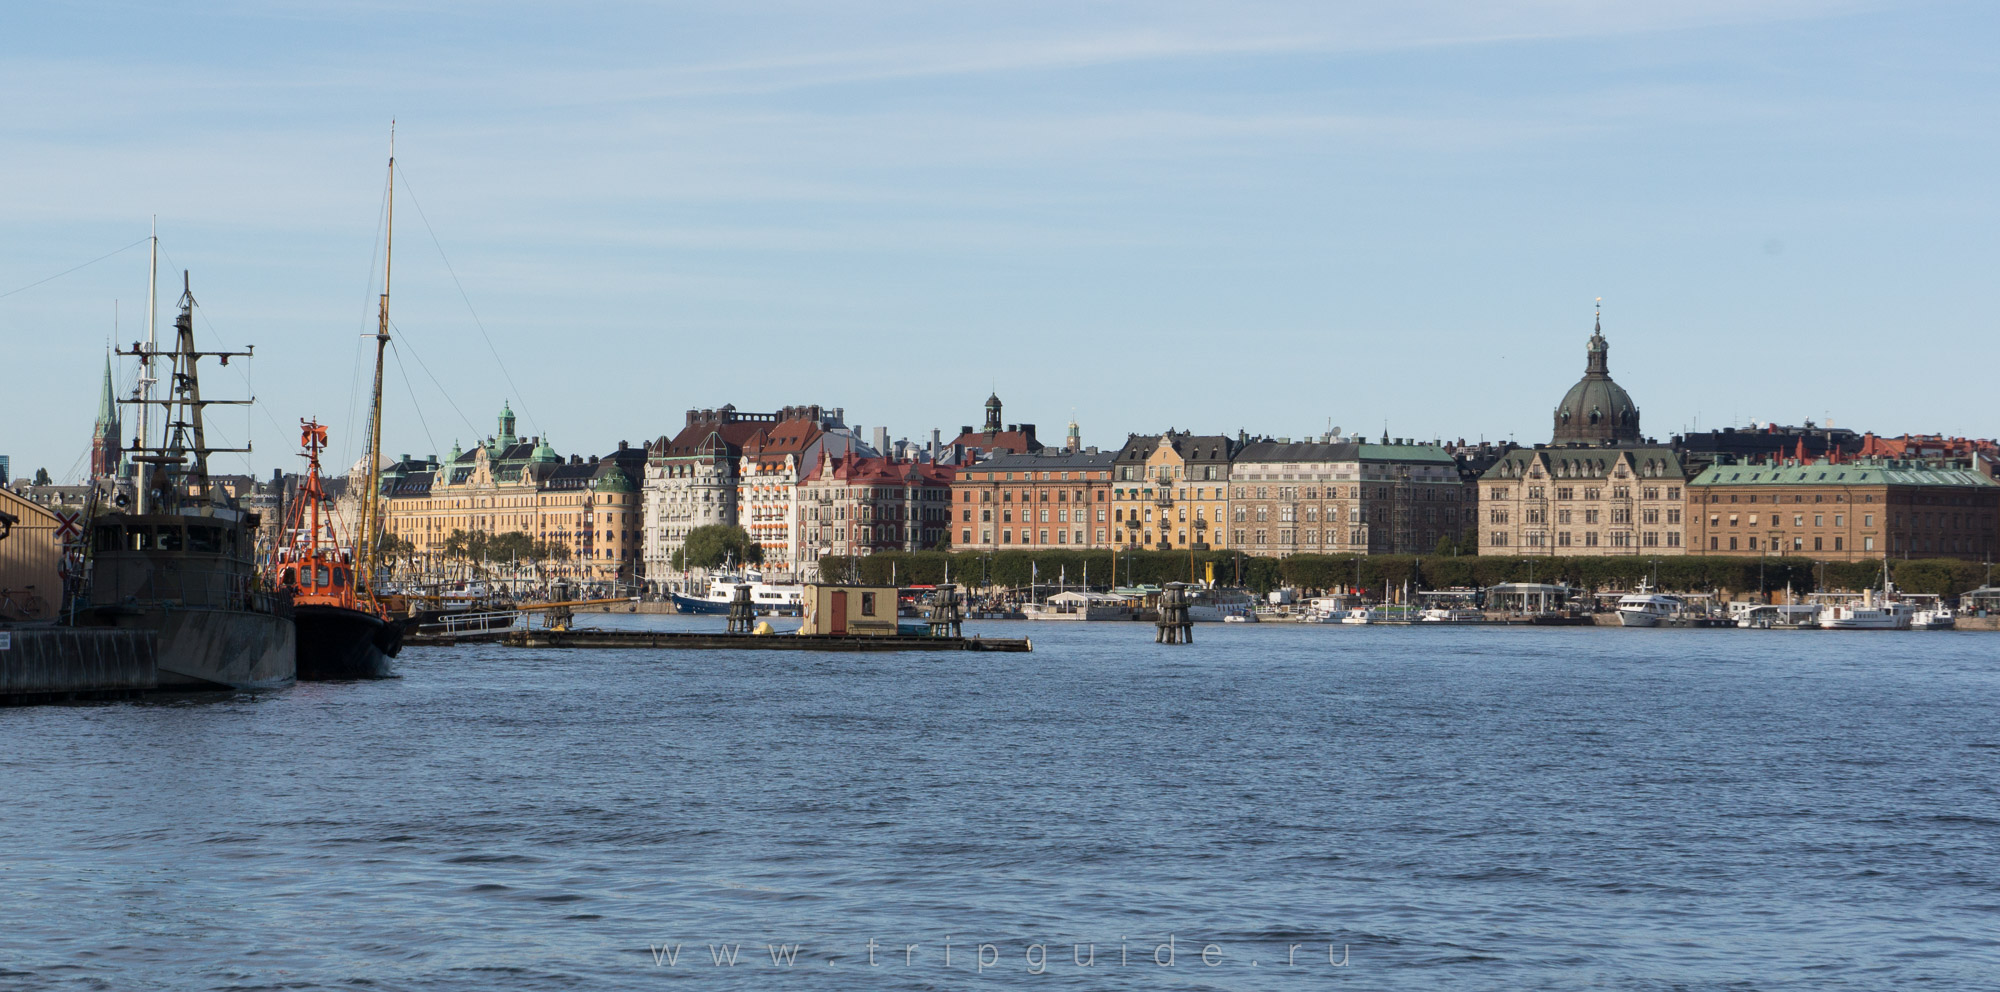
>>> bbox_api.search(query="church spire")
[90,352,123,479]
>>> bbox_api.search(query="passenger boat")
[1340,606,1420,624]
[272,421,404,679]
[671,572,804,615]
[1819,598,1915,630]
[1419,607,1487,623]
[1735,604,1821,629]
[1820,564,1915,630]
[1184,586,1258,622]
[1615,584,1685,627]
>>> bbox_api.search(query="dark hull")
[669,593,731,615]
[295,604,404,680]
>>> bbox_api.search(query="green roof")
[1689,460,1997,488]
[1355,443,1455,464]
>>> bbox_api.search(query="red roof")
[803,455,955,486]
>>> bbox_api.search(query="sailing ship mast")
[118,273,254,512]
[359,124,394,601]
[135,219,158,514]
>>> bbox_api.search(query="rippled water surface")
[4,616,1999,990]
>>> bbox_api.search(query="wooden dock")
[503,628,1031,652]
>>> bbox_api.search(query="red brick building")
[799,453,956,563]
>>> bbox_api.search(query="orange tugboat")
[272,419,404,679]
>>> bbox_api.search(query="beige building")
[1479,446,1688,554]
[1229,438,1470,556]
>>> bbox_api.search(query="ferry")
[670,572,804,616]
[1340,606,1421,624]
[1734,604,1821,629]
[1820,564,1915,630]
[1419,607,1487,623]
[1185,586,1258,623]
[1615,584,1686,627]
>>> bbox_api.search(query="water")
[4,617,1999,990]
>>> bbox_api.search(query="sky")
[2,1,1995,483]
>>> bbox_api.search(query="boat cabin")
[798,583,899,637]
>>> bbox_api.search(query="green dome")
[531,439,560,463]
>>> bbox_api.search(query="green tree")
[679,524,763,570]
[32,467,51,486]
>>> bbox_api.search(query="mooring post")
[927,584,963,638]
[726,583,755,634]
[1156,581,1193,644]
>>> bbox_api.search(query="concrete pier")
[1,627,157,703]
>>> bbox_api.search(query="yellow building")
[1108,432,1240,551]
[380,404,644,583]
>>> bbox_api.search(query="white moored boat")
[1820,564,1915,630]
[1418,607,1486,623]
[1615,584,1685,627]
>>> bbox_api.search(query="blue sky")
[2,1,1994,482]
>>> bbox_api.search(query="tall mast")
[135,219,158,514]
[360,123,394,600]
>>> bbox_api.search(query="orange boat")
[271,419,403,679]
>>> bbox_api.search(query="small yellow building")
[798,583,899,637]
[0,487,63,621]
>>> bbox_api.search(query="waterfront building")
[1478,446,1689,554]
[950,449,1116,551]
[948,393,1043,461]
[1685,456,1999,560]
[798,452,956,564]
[1229,437,1470,556]
[641,406,779,583]
[379,402,642,582]
[736,407,871,579]
[1478,307,1690,555]
[1109,432,1239,551]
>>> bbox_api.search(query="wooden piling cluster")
[1155,582,1194,644]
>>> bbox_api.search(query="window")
[962,528,972,544]
[861,592,877,616]
[1863,537,1874,551]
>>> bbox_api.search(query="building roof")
[388,472,436,497]
[963,450,1116,472]
[1481,445,1685,482]
[1114,432,1238,466]
[1689,460,1998,489]
[1234,441,1357,463]
[949,427,1042,454]
[803,455,955,487]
